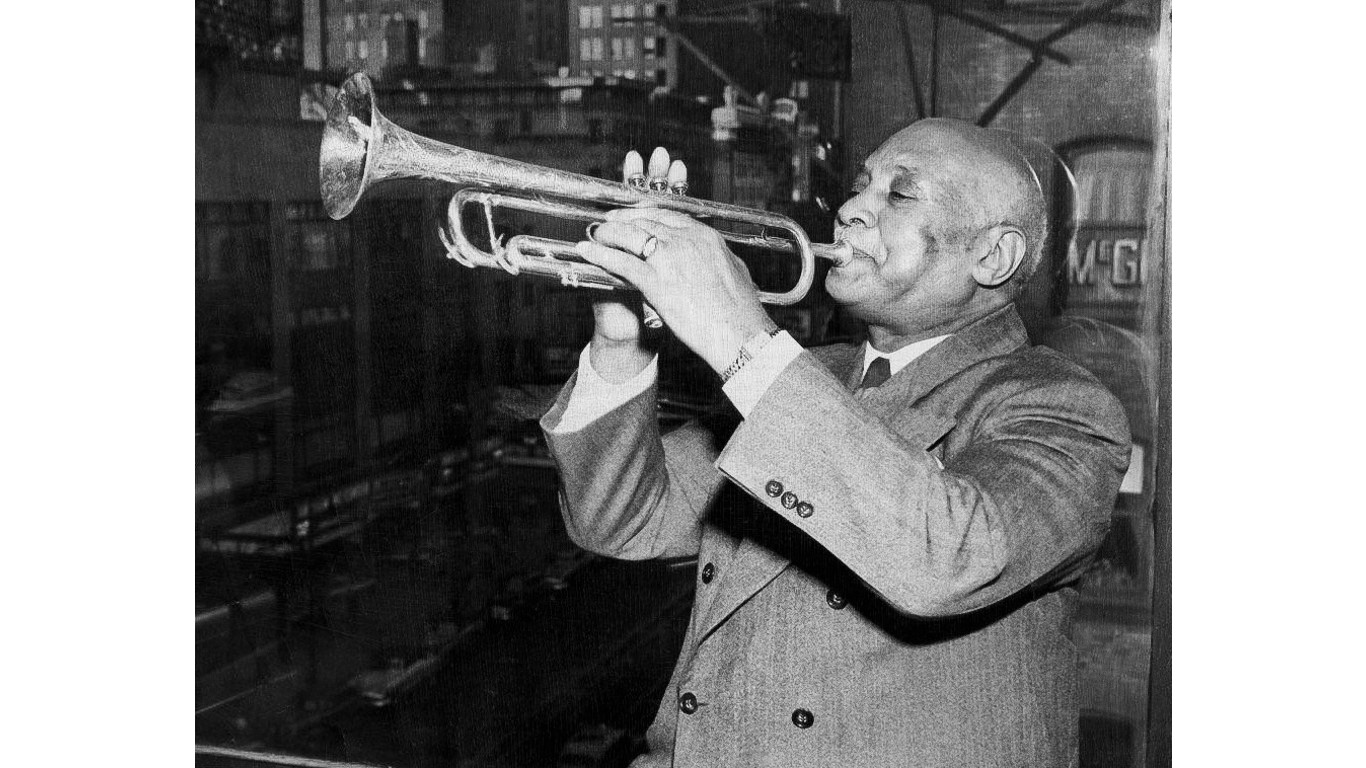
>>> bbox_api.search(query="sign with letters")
[1057,142,1153,329]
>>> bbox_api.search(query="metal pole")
[832,0,843,140]
[929,5,939,116]
[196,744,391,768]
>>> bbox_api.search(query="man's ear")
[971,226,1027,289]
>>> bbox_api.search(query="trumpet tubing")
[319,72,852,305]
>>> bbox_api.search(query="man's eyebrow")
[892,165,925,186]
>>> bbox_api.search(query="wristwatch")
[720,328,781,384]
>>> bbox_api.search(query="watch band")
[720,328,780,384]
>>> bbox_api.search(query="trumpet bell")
[320,72,381,220]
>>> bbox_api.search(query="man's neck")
[866,301,1009,353]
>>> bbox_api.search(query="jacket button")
[701,562,715,584]
[826,590,847,610]
[765,479,783,498]
[795,501,814,518]
[791,708,814,729]
[679,692,698,714]
[780,491,798,509]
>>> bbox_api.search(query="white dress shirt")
[551,331,951,433]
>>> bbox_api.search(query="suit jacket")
[540,304,1131,768]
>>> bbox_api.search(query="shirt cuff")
[551,343,659,433]
[721,331,803,418]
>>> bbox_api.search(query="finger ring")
[637,235,659,260]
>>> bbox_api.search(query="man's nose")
[837,193,876,229]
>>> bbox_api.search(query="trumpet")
[319,72,852,310]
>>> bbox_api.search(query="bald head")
[875,119,1049,289]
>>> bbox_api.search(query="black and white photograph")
[2,2,1346,766]
[186,2,1175,767]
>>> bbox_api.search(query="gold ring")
[638,235,659,260]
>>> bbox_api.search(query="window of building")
[358,39,368,58]
[418,37,426,59]
[394,11,404,22]
[344,14,354,32]
[381,13,390,27]
[345,40,355,59]
[580,38,592,61]
[359,13,368,28]
[654,36,667,56]
[655,68,667,86]
[611,38,622,60]
[381,39,389,59]
[579,6,593,28]
[623,38,634,58]
[591,37,603,60]
[418,10,428,29]
[643,36,655,55]
[625,69,637,79]
[592,6,604,28]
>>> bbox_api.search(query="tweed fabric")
[541,304,1130,767]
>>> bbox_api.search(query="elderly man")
[539,118,1130,767]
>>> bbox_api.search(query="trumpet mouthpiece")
[816,240,855,267]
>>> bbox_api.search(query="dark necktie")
[859,355,892,390]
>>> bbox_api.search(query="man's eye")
[890,190,915,201]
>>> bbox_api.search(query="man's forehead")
[864,127,967,176]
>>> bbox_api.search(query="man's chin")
[823,268,861,305]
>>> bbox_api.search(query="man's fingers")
[605,207,696,230]
[647,147,670,191]
[575,241,653,287]
[668,160,688,195]
[623,150,645,189]
[590,220,662,253]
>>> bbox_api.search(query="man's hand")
[576,164,777,375]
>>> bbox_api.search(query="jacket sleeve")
[540,372,730,561]
[715,351,1131,618]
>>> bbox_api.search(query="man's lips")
[832,230,875,264]
[841,246,876,264]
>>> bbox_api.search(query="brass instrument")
[320,72,851,311]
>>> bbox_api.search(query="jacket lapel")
[696,534,790,644]
[857,303,1030,408]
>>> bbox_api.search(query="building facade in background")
[567,1,678,88]
[323,0,446,77]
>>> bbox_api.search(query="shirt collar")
[861,334,952,377]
